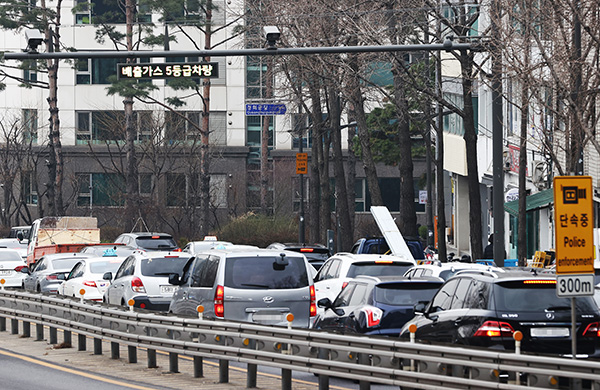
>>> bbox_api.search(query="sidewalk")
[0,321,317,390]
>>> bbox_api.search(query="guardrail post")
[247,339,256,388]
[169,352,179,373]
[11,318,18,335]
[219,359,229,383]
[358,352,371,390]
[49,326,57,344]
[318,347,329,390]
[111,342,120,359]
[128,345,137,363]
[147,349,157,368]
[64,330,72,346]
[36,323,43,341]
[0,316,6,331]
[93,338,102,355]
[193,356,203,378]
[78,333,86,351]
[22,321,30,338]
[282,368,292,390]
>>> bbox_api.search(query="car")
[59,255,127,301]
[168,247,317,327]
[313,275,443,336]
[182,240,233,254]
[114,232,179,252]
[351,237,425,260]
[7,225,31,240]
[0,248,27,288]
[403,261,502,281]
[400,269,600,358]
[22,252,93,293]
[0,238,29,260]
[266,242,331,270]
[313,253,416,315]
[103,251,191,311]
[79,244,139,257]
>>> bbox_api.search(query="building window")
[210,111,227,146]
[355,179,366,212]
[165,111,200,142]
[22,109,38,144]
[163,0,225,25]
[139,173,152,195]
[291,113,311,149]
[210,174,227,208]
[135,111,153,142]
[246,115,274,147]
[76,58,120,85]
[166,173,227,208]
[77,173,126,207]
[23,172,38,206]
[246,56,269,99]
[166,173,186,207]
[23,60,38,83]
[76,111,126,144]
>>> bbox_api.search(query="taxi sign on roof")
[554,176,594,274]
[103,248,118,257]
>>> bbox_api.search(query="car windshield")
[140,256,189,276]
[375,283,441,305]
[224,256,309,289]
[51,258,83,270]
[347,262,413,278]
[135,237,178,250]
[494,280,598,312]
[0,251,23,262]
[89,260,123,275]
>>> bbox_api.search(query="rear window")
[51,258,83,270]
[347,262,413,278]
[224,256,309,289]
[494,280,598,312]
[140,256,189,276]
[0,250,22,262]
[89,260,123,275]
[135,237,178,250]
[375,283,441,305]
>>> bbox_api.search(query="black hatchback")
[400,269,600,358]
[313,276,443,336]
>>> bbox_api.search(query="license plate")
[530,327,570,337]
[0,270,12,275]
[253,313,282,322]
[160,285,176,294]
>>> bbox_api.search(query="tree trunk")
[124,0,138,229]
[460,52,483,261]
[200,0,213,237]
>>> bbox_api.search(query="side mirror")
[168,273,181,285]
[20,267,30,274]
[414,301,428,315]
[317,297,332,309]
[17,231,24,241]
[56,273,66,281]
[102,272,113,281]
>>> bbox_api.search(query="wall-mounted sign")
[117,62,219,80]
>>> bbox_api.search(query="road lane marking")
[0,348,159,390]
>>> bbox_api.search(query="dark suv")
[114,232,179,252]
[400,269,600,358]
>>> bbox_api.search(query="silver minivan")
[168,248,316,327]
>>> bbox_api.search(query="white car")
[403,261,502,281]
[59,256,127,301]
[0,238,29,261]
[0,248,26,288]
[313,253,415,317]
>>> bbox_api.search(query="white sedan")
[60,256,126,301]
[0,248,26,288]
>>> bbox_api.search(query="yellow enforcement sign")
[296,153,308,175]
[554,176,594,274]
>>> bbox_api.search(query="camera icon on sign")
[563,186,586,204]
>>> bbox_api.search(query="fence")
[1,289,599,390]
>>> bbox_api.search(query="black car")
[114,232,179,252]
[266,242,331,270]
[313,275,443,336]
[400,269,600,358]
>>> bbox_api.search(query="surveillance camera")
[263,26,280,49]
[25,29,44,53]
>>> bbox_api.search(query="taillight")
[45,274,58,281]
[364,307,383,327]
[309,285,317,317]
[341,281,349,290]
[300,248,314,253]
[214,285,224,317]
[83,280,97,288]
[131,276,146,293]
[474,321,515,337]
[583,322,600,337]
[14,265,25,272]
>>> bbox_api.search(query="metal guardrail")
[0,289,599,390]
